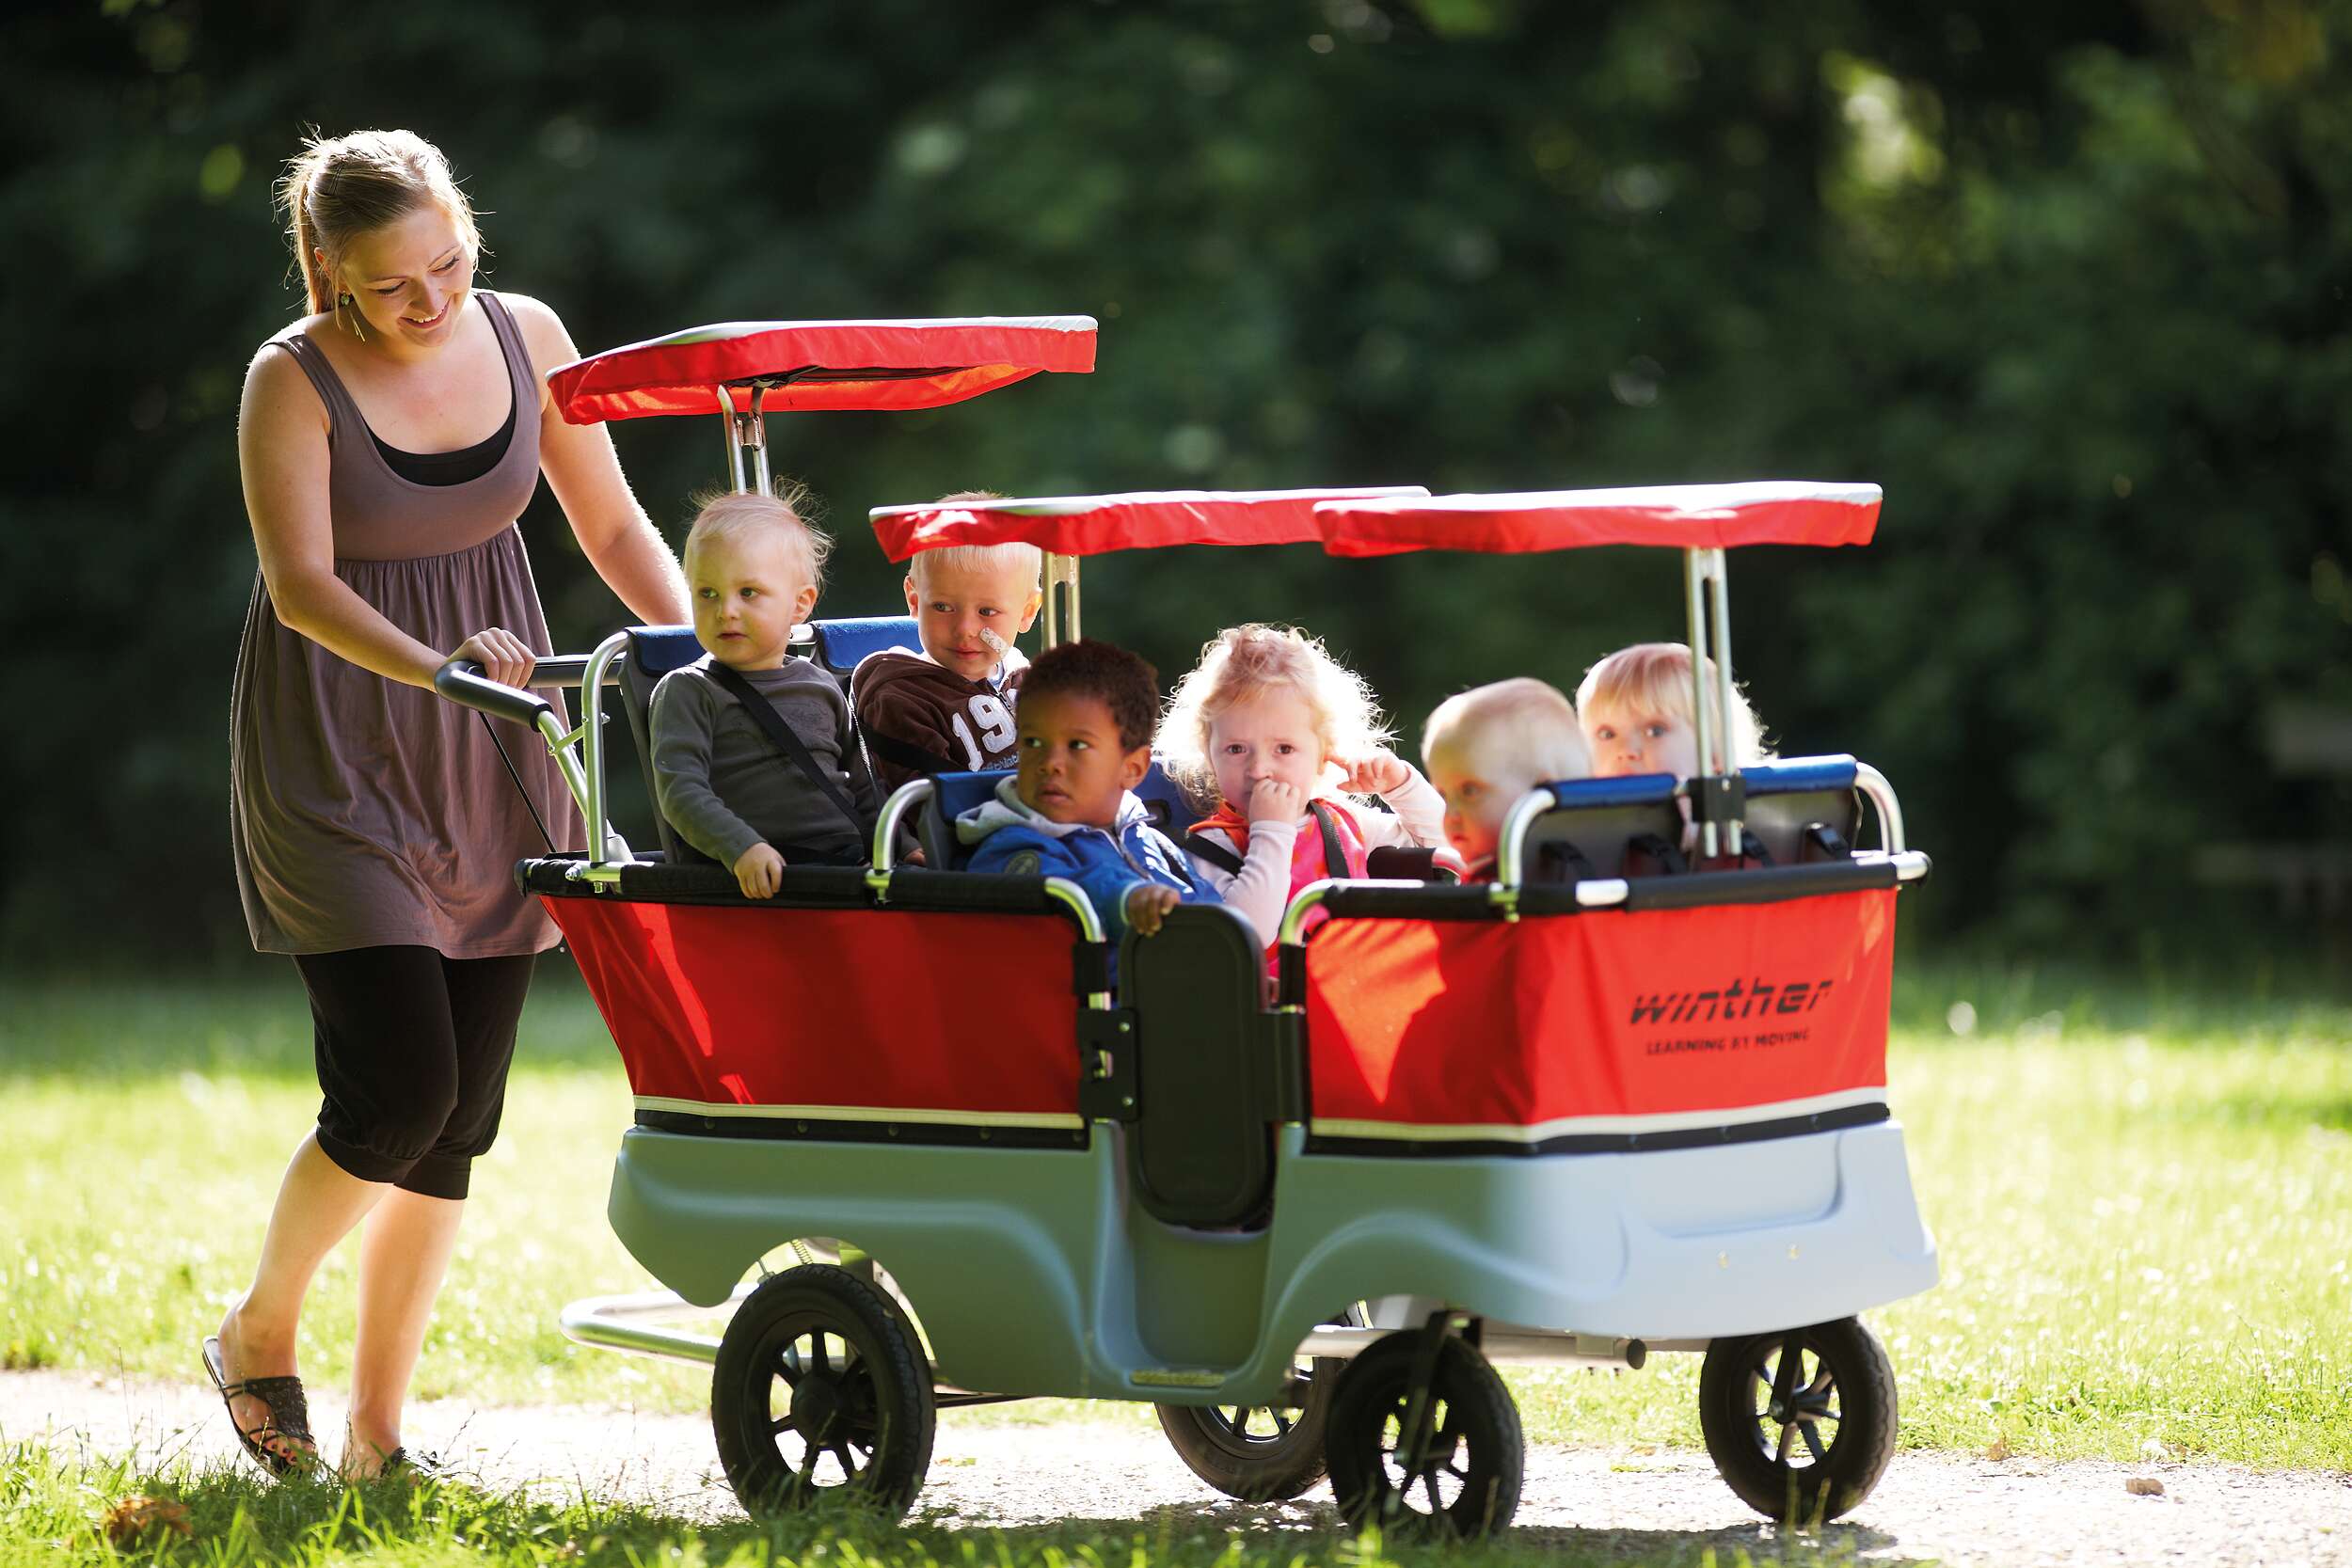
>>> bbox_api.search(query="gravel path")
[5,1369,2346,1565]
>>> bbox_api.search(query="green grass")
[3,970,2348,1475]
[0,1444,1921,1568]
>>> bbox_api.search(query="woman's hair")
[907,491,1042,592]
[1575,641,1774,765]
[277,129,484,315]
[1158,624,1393,803]
[1422,677,1591,790]
[684,483,831,593]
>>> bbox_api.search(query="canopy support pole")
[1681,546,1744,860]
[716,384,771,495]
[1041,552,1082,647]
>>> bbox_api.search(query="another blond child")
[1420,678,1592,881]
[1161,624,1444,955]
[650,490,879,897]
[1575,641,1772,780]
[855,490,1044,792]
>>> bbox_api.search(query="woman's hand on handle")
[449,627,536,690]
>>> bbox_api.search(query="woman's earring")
[334,290,366,341]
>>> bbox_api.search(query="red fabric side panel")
[1304,890,1897,1128]
[548,319,1097,424]
[546,898,1080,1116]
[1316,484,1881,557]
[868,488,1420,562]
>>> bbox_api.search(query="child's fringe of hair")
[1575,641,1774,765]
[1158,623,1393,806]
[684,480,830,591]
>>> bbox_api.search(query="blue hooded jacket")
[958,776,1220,952]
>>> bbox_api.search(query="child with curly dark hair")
[959,639,1217,950]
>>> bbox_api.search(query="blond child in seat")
[1576,641,1772,779]
[1577,641,1774,856]
[1160,624,1445,957]
[1420,678,1592,882]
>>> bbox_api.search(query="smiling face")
[905,558,1041,681]
[325,203,475,349]
[1014,689,1152,828]
[1207,688,1327,814]
[1583,701,1699,780]
[687,529,818,672]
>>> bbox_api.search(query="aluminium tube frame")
[1039,552,1082,647]
[717,383,772,495]
[1682,546,1741,860]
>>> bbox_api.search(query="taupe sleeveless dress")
[230,292,580,958]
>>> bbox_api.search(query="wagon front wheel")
[1325,1331,1522,1537]
[711,1263,936,1519]
[1698,1316,1898,1523]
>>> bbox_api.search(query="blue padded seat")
[1740,753,1865,862]
[916,758,1202,872]
[616,626,710,864]
[917,771,1009,870]
[810,616,920,686]
[1133,759,1202,840]
[1519,756,1867,882]
[1522,772,1685,882]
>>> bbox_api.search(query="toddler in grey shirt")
[649,489,878,897]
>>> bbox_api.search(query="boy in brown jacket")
[854,493,1043,791]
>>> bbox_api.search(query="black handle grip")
[434,658,556,728]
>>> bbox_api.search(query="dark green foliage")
[2,0,2344,962]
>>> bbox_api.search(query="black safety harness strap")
[706,662,867,840]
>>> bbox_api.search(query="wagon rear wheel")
[1157,1307,1360,1502]
[1698,1316,1897,1522]
[711,1263,936,1519]
[1325,1332,1522,1537]
[1156,1362,1341,1502]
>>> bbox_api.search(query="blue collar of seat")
[811,616,921,679]
[1539,754,1859,806]
[629,626,704,678]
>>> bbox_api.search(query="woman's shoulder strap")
[260,327,353,434]
[473,291,537,388]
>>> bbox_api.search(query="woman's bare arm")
[506,293,691,626]
[238,345,534,689]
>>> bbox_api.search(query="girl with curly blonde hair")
[1159,624,1444,957]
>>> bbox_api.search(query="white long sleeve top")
[1182,768,1448,949]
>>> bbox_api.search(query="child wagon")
[437,329,1936,1533]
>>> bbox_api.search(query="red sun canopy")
[548,316,1098,425]
[870,486,1428,562]
[1315,482,1882,556]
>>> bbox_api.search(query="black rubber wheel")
[1157,1307,1362,1503]
[1156,1357,1343,1502]
[1698,1316,1898,1523]
[711,1264,937,1519]
[1325,1332,1522,1536]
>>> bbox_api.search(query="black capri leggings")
[293,946,537,1201]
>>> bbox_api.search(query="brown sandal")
[202,1335,317,1477]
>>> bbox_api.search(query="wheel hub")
[788,1372,843,1442]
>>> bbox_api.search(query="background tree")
[3,0,2344,966]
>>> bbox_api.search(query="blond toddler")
[855,490,1043,792]
[1421,678,1591,881]
[650,490,878,896]
[1161,624,1444,955]
[1576,641,1772,780]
